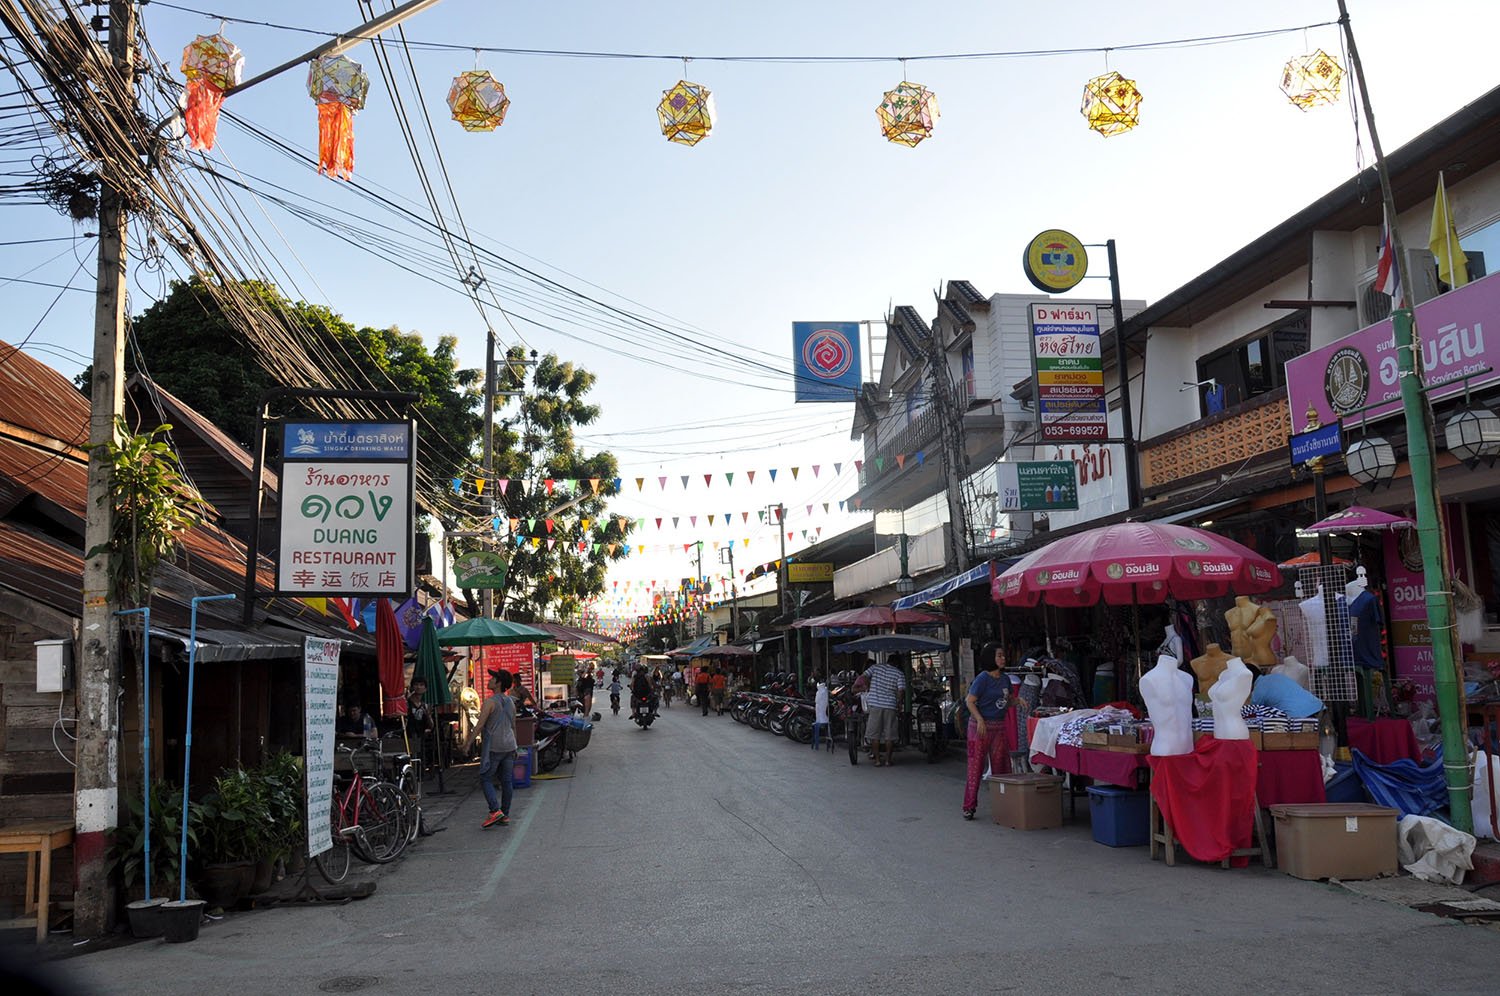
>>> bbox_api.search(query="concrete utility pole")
[719,545,738,640]
[75,0,134,938]
[923,303,970,572]
[693,541,705,637]
[481,329,496,620]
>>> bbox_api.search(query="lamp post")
[1301,406,1334,568]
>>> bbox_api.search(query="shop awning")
[1150,498,1243,526]
[892,560,1001,610]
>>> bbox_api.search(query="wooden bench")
[0,820,75,944]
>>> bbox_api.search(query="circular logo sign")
[1035,570,1052,586]
[1324,346,1369,416]
[802,327,855,381]
[1172,536,1211,552]
[1105,563,1124,580]
[1186,560,1202,576]
[1023,229,1088,294]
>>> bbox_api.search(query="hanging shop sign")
[1289,421,1343,466]
[277,421,416,597]
[996,461,1080,511]
[548,654,578,685]
[1285,271,1499,432]
[1030,303,1108,441]
[792,322,862,402]
[787,562,835,583]
[474,643,536,700]
[303,636,341,858]
[453,550,509,589]
[1383,533,1433,703]
[1022,229,1088,293]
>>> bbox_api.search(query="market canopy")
[790,606,946,629]
[692,644,755,659]
[665,634,719,659]
[1277,551,1353,570]
[992,522,1278,608]
[891,560,1010,610]
[833,633,949,654]
[435,616,553,646]
[531,620,618,644]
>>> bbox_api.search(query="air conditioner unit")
[1356,250,1442,327]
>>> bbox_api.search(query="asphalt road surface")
[45,704,1500,995]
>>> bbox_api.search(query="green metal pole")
[1340,0,1471,831]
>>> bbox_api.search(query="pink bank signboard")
[1285,272,1499,433]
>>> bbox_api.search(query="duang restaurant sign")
[1285,271,1498,434]
[276,421,416,597]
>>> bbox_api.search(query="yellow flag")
[1430,172,1469,289]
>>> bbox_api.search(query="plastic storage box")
[987,773,1063,830]
[512,746,533,789]
[1270,803,1399,880]
[1086,785,1151,846]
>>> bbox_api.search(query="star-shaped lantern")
[307,55,370,179]
[448,70,510,132]
[1280,49,1345,111]
[180,33,244,151]
[657,79,716,146]
[1081,71,1142,137]
[877,80,939,147]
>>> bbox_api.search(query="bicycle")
[314,742,408,883]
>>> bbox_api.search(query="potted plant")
[112,782,199,936]
[248,753,305,892]
[192,769,269,909]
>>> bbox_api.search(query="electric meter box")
[35,639,72,693]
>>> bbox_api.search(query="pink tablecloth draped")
[1032,745,1149,788]
[1346,717,1421,765]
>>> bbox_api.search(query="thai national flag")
[1376,211,1403,306]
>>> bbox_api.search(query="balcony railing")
[1139,390,1291,493]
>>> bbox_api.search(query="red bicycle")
[315,742,409,884]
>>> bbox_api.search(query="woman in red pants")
[963,642,1016,820]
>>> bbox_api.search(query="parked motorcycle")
[530,709,593,772]
[632,690,660,729]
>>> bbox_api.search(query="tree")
[79,277,482,505]
[454,348,628,620]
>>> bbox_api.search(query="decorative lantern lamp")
[180,33,244,151]
[1081,71,1142,137]
[877,81,940,147]
[1444,404,1500,467]
[448,70,510,132]
[307,55,370,180]
[1345,433,1398,490]
[657,80,716,146]
[1280,49,1345,110]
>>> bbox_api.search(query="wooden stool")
[1150,794,1273,869]
[0,820,75,944]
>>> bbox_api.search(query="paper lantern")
[448,69,510,132]
[307,55,370,180]
[180,33,243,151]
[877,81,939,147]
[657,80,716,146]
[1280,49,1345,110]
[1081,71,1142,137]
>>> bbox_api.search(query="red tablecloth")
[1031,745,1150,788]
[1149,738,1259,865]
[1346,717,1421,765]
[1256,748,1327,805]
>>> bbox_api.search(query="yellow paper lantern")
[1081,71,1142,138]
[1280,49,1345,111]
[657,80,716,146]
[448,69,510,132]
[877,80,939,147]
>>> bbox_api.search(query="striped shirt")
[863,663,906,710]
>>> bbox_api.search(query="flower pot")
[161,900,205,943]
[251,858,275,895]
[126,897,169,938]
[195,861,254,910]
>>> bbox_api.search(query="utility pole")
[1107,240,1142,510]
[770,504,788,621]
[75,0,134,939]
[480,328,496,620]
[719,545,739,639]
[923,301,971,572]
[693,541,705,637]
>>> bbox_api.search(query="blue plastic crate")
[1086,785,1150,847]
[513,746,533,789]
[1325,763,1368,804]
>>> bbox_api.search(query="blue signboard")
[283,422,411,460]
[792,322,861,402]
[1289,422,1342,466]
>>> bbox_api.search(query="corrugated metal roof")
[0,342,91,439]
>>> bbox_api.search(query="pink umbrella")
[1303,505,1414,533]
[991,522,1279,608]
[790,606,946,629]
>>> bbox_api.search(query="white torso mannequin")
[1209,657,1253,740]
[1299,587,1330,668]
[1272,654,1311,690]
[1140,653,1194,756]
[1158,623,1184,663]
[1345,566,1369,603]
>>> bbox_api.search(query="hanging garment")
[1349,589,1386,670]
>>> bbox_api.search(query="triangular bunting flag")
[875,457,885,472]
[791,467,800,480]
[547,539,555,550]
[704,474,713,488]
[680,475,690,490]
[589,478,601,494]
[690,516,698,527]
[708,515,716,525]
[655,518,663,529]
[635,477,645,491]
[747,470,756,484]
[757,510,766,523]
[834,462,843,476]
[451,478,461,494]
[896,454,906,469]
[823,503,830,513]
[725,472,734,486]
[672,517,680,528]
[544,519,555,534]
[527,518,537,531]
[499,478,510,494]
[769,468,778,482]
[742,512,749,523]
[581,518,591,531]
[475,478,486,495]
[544,479,555,494]
[812,465,820,478]
[659,476,668,490]
[806,505,813,516]
[509,517,520,532]
[854,459,863,472]
[612,478,621,491]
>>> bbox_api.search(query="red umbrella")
[791,606,946,629]
[991,522,1278,608]
[1277,551,1353,570]
[376,597,408,717]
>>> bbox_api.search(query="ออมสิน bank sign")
[1030,303,1107,441]
[1285,271,1498,433]
[276,421,416,597]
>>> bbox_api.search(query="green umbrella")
[414,617,452,706]
[436,616,553,647]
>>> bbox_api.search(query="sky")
[6,0,1500,623]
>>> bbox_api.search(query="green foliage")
[111,782,199,894]
[83,418,198,605]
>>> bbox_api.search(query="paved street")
[44,707,1500,995]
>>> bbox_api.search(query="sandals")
[962,808,976,820]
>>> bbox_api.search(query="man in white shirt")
[862,654,907,767]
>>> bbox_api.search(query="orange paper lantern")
[180,33,243,151]
[307,55,370,180]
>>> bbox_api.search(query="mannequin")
[1190,643,1233,693]
[1140,653,1194,756]
[1297,585,1343,669]
[1209,657,1253,740]
[1225,596,1278,669]
[1347,571,1384,669]
[1272,654,1311,690]
[1158,621,1184,663]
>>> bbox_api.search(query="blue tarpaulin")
[1350,747,1448,817]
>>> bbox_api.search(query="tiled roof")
[947,280,987,307]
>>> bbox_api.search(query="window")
[1196,311,1309,416]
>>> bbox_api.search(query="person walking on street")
[576,668,596,718]
[695,666,711,716]
[811,672,830,751]
[862,654,907,767]
[963,642,1016,819]
[710,666,728,715]
[463,668,518,828]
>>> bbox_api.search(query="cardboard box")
[1082,731,1109,748]
[1270,803,1400,880]
[987,773,1064,830]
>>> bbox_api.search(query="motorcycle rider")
[631,665,657,722]
[608,671,624,715]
